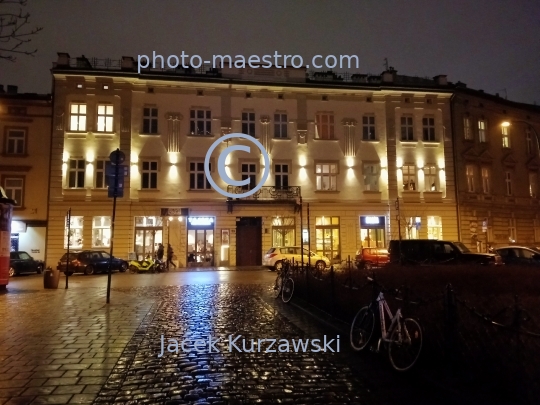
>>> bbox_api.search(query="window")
[95,160,107,189]
[427,216,442,240]
[526,129,533,155]
[315,163,338,191]
[97,104,113,132]
[274,164,289,189]
[505,171,512,196]
[142,107,158,134]
[363,164,379,191]
[405,217,421,239]
[401,116,414,141]
[315,216,340,261]
[424,165,437,191]
[464,117,472,140]
[190,109,212,135]
[65,216,83,249]
[3,177,23,207]
[241,163,257,190]
[402,165,416,190]
[68,159,85,188]
[141,161,158,189]
[502,125,510,148]
[530,172,538,198]
[69,103,87,131]
[6,129,25,154]
[478,119,486,143]
[272,217,295,247]
[92,216,111,248]
[481,167,490,194]
[422,117,435,141]
[315,113,335,139]
[362,116,376,140]
[508,218,516,243]
[189,162,211,190]
[466,165,475,192]
[242,112,256,136]
[274,113,287,138]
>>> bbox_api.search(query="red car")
[355,247,389,270]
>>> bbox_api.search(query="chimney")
[433,75,448,86]
[7,85,18,94]
[56,52,71,67]
[381,67,397,83]
[121,56,135,71]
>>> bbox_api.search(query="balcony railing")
[226,186,301,201]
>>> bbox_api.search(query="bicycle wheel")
[388,318,423,371]
[281,277,294,303]
[273,276,283,298]
[349,306,375,351]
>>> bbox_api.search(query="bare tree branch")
[0,0,42,62]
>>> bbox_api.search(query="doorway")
[134,228,162,260]
[236,217,262,266]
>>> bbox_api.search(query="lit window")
[406,217,421,239]
[315,113,335,139]
[97,104,113,132]
[505,171,512,196]
[241,163,257,190]
[272,217,295,247]
[70,103,87,131]
[68,159,85,188]
[275,164,289,189]
[427,216,442,240]
[464,117,472,140]
[65,216,84,249]
[6,129,26,154]
[92,216,111,248]
[502,125,510,148]
[478,120,487,143]
[466,165,475,192]
[530,172,538,198]
[3,177,23,207]
[315,163,338,191]
[95,160,107,189]
[401,116,414,141]
[481,167,490,194]
[189,161,211,190]
[508,218,516,243]
[142,107,158,134]
[422,117,435,141]
[363,164,379,191]
[190,109,212,135]
[242,112,256,136]
[423,165,437,191]
[315,216,340,261]
[141,161,158,189]
[274,113,288,138]
[362,116,376,140]
[402,165,416,190]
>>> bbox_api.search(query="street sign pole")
[65,208,71,289]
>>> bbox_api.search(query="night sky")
[2,0,540,104]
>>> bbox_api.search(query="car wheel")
[274,260,283,272]
[363,261,373,271]
[119,262,128,272]
[36,264,44,274]
[8,267,16,277]
[315,260,326,272]
[84,265,95,275]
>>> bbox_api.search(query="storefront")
[272,216,295,246]
[134,216,163,260]
[315,216,340,262]
[187,216,214,266]
[360,216,386,248]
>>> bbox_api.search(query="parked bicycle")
[273,258,294,303]
[349,276,423,371]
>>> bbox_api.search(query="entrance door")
[187,229,214,265]
[134,228,162,260]
[236,217,262,266]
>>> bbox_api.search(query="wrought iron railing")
[226,186,301,201]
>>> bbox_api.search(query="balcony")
[226,186,301,213]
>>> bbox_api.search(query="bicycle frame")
[374,292,405,351]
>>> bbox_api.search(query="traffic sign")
[105,162,128,177]
[109,149,125,164]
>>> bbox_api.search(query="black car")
[388,239,502,265]
[9,251,45,276]
[57,250,128,275]
[494,246,540,266]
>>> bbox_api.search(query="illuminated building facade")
[46,54,459,266]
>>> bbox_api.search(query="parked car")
[355,247,389,270]
[263,246,330,271]
[494,246,540,266]
[57,250,128,275]
[9,251,45,276]
[388,239,502,265]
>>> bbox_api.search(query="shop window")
[92,216,111,247]
[405,217,421,239]
[427,216,442,240]
[272,217,295,247]
[134,216,163,260]
[360,216,386,248]
[315,216,340,262]
[65,216,84,249]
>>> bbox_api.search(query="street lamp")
[501,120,540,156]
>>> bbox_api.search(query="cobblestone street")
[0,272,457,405]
